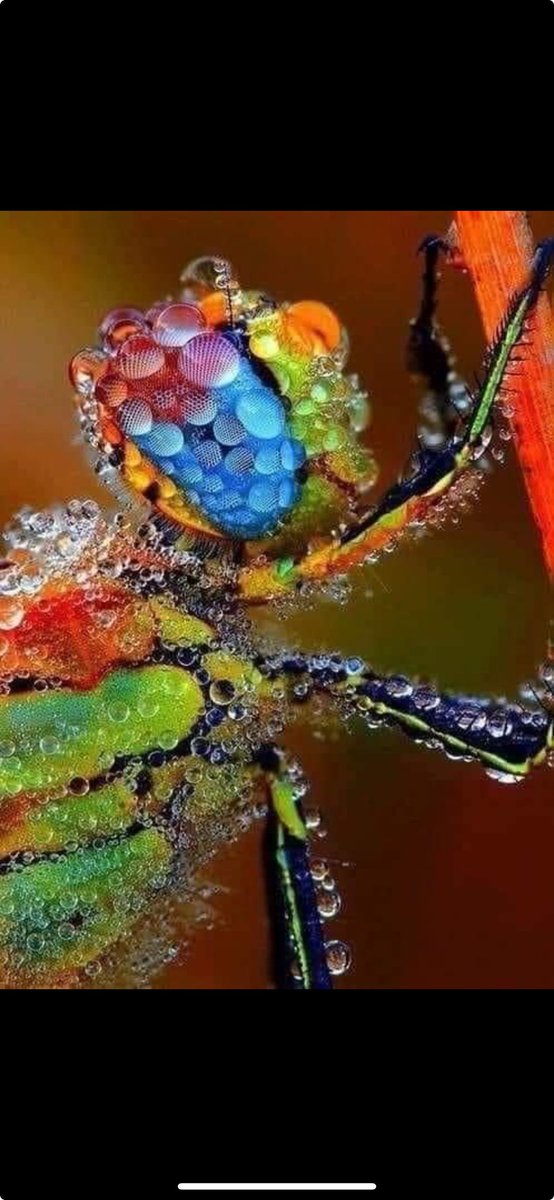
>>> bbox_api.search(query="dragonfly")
[0,240,552,989]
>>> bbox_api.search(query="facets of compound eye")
[225,445,255,476]
[248,481,279,514]
[213,412,246,446]
[193,440,222,470]
[95,373,129,408]
[280,437,306,470]
[139,422,184,458]
[117,398,153,437]
[216,490,242,510]
[150,388,181,422]
[278,478,296,509]
[117,334,166,380]
[173,449,203,485]
[254,445,281,475]
[203,475,224,493]
[235,393,285,439]
[184,389,218,427]
[178,332,240,388]
[152,303,207,347]
[69,348,109,395]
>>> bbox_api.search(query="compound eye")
[90,304,305,540]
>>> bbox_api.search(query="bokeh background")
[0,210,553,989]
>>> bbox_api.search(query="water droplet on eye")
[178,332,240,388]
[138,696,159,718]
[69,348,108,396]
[0,740,15,757]
[152,303,206,348]
[325,939,352,976]
[117,335,165,380]
[0,600,24,630]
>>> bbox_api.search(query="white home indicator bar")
[178,1187,377,1193]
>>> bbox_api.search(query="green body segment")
[0,658,207,983]
[0,828,172,981]
[0,665,204,799]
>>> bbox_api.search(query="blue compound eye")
[122,335,306,539]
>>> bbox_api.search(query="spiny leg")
[253,744,332,990]
[239,238,554,604]
[256,652,553,781]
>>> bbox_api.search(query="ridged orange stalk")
[454,210,554,576]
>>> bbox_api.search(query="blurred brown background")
[1,210,553,989]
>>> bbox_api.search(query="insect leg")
[259,653,553,780]
[239,239,554,603]
[407,235,472,444]
[254,744,332,990]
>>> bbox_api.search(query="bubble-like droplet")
[178,333,240,388]
[209,679,236,706]
[100,307,148,349]
[226,446,254,476]
[0,600,24,630]
[117,335,165,380]
[248,481,279,514]
[236,393,284,439]
[317,891,342,919]
[118,399,153,437]
[139,422,184,458]
[213,413,246,447]
[183,389,218,427]
[40,736,60,755]
[69,777,90,796]
[69,348,108,396]
[325,939,352,976]
[108,702,130,723]
[180,255,234,296]
[95,374,128,409]
[153,303,207,348]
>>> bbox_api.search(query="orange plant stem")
[454,210,554,576]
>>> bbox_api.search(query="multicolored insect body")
[1,242,553,988]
